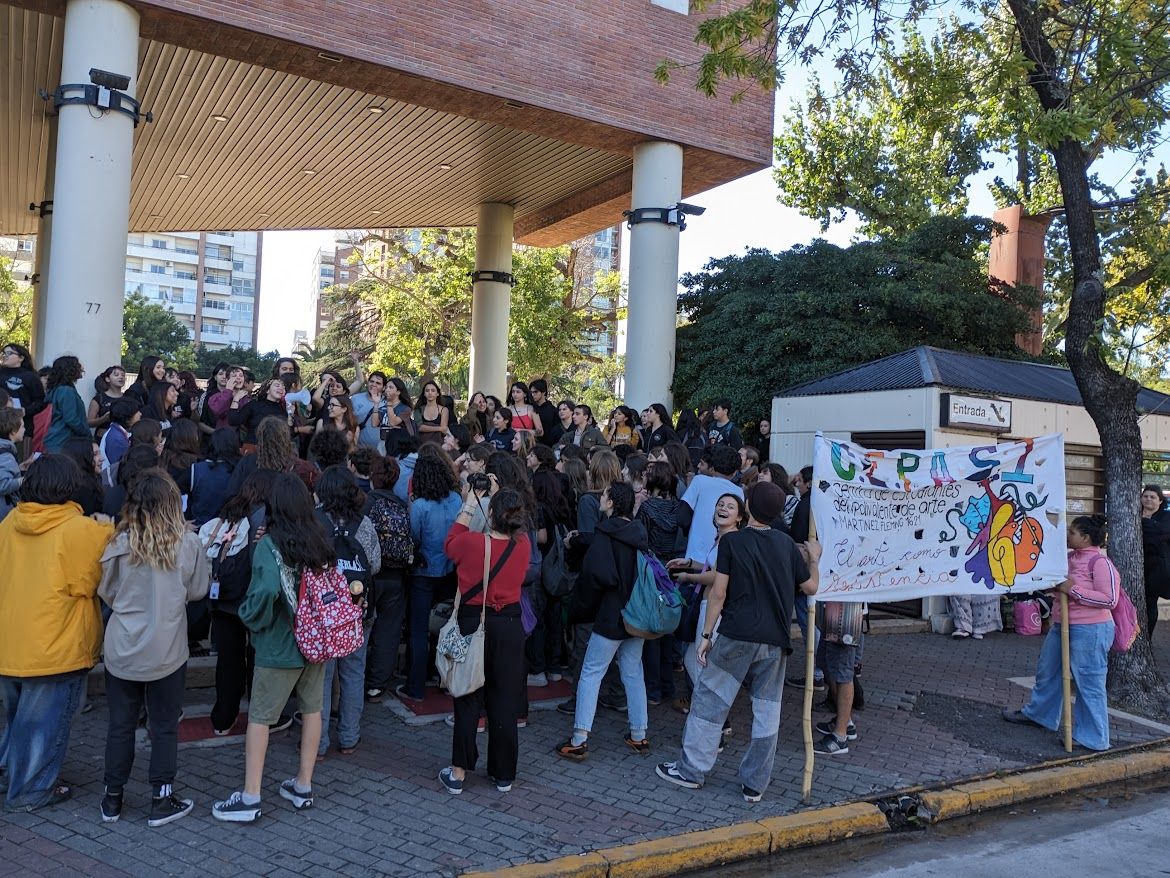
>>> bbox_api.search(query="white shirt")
[681,474,744,565]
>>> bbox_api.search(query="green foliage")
[0,257,32,347]
[314,230,622,398]
[120,292,192,371]
[673,216,1037,419]
[187,343,282,379]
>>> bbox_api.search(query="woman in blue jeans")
[315,466,381,756]
[0,455,113,810]
[398,448,462,701]
[556,481,651,760]
[1003,515,1119,750]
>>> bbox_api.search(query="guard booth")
[770,346,1170,619]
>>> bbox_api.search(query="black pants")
[104,665,186,791]
[210,610,253,732]
[1145,578,1161,636]
[642,634,677,700]
[451,606,525,783]
[365,571,406,691]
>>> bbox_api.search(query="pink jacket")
[1053,548,1120,625]
[207,389,244,429]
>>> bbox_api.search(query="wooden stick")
[801,513,818,804]
[1060,591,1073,753]
[801,596,817,803]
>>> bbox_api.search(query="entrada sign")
[940,393,1012,433]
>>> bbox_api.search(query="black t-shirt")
[715,526,809,649]
[707,420,743,450]
[533,400,560,446]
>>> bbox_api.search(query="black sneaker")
[655,761,701,789]
[148,794,194,827]
[813,733,849,755]
[268,713,294,733]
[742,785,763,803]
[365,688,385,703]
[556,698,576,715]
[488,775,513,793]
[212,791,261,822]
[1002,708,1041,727]
[785,676,827,692]
[279,779,314,810]
[100,791,123,823]
[718,726,732,754]
[814,718,858,741]
[599,695,628,712]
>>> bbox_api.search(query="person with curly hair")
[98,469,208,825]
[44,356,90,452]
[397,451,462,703]
[227,416,318,497]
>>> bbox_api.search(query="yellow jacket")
[0,502,113,677]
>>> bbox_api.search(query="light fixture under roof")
[302,169,317,176]
[367,105,385,115]
[210,114,229,123]
[438,163,453,171]
[175,172,190,180]
[370,209,382,215]
[257,213,270,219]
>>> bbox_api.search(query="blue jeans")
[1023,620,1114,751]
[319,625,370,753]
[406,575,446,698]
[793,597,823,681]
[574,633,648,739]
[0,671,86,811]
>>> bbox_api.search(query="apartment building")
[309,242,361,339]
[124,231,263,349]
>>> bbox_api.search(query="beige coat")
[98,531,210,682]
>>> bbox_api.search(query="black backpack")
[320,511,371,587]
[208,510,263,607]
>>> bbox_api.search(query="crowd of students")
[0,341,836,825]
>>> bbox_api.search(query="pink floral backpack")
[1088,553,1139,653]
[293,565,364,663]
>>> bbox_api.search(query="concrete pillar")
[989,205,1052,357]
[624,141,683,411]
[41,0,139,373]
[30,114,58,364]
[468,202,514,398]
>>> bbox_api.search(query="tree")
[321,229,622,398]
[188,343,282,379]
[121,291,193,370]
[0,257,32,347]
[673,216,1036,419]
[664,0,1170,717]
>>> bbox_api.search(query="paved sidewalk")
[2,629,1168,877]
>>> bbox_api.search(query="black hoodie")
[571,515,649,640]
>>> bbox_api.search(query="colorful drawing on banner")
[811,433,1067,602]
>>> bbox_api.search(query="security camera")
[675,202,706,217]
[89,68,131,91]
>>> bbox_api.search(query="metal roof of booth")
[777,346,1170,415]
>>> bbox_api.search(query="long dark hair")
[61,436,103,498]
[163,419,201,471]
[389,377,413,410]
[265,473,335,573]
[147,379,175,420]
[3,342,34,371]
[217,468,276,523]
[46,355,83,391]
[135,355,164,390]
[487,452,537,527]
[315,465,366,523]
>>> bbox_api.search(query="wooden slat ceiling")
[1,6,632,236]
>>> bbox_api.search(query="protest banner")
[810,432,1068,603]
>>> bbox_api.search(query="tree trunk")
[1049,136,1170,719]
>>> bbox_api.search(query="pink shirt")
[1053,548,1120,625]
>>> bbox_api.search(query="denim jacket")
[409,491,461,577]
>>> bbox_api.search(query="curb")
[463,744,1170,877]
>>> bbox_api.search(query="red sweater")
[444,523,529,610]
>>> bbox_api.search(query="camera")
[468,473,491,495]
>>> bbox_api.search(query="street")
[705,780,1170,877]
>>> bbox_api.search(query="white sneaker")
[527,673,549,687]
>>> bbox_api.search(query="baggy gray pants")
[676,636,787,793]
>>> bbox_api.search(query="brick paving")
[2,629,1167,877]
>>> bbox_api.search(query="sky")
[253,165,862,355]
